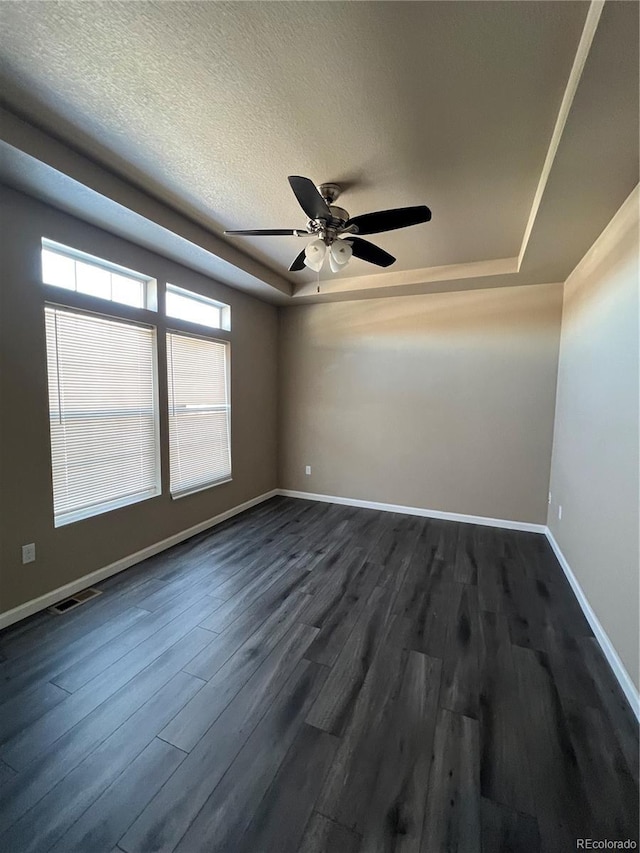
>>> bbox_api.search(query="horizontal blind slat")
[45,306,160,524]
[167,331,231,496]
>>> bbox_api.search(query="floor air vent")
[48,587,102,614]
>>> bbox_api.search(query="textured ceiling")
[0,1,637,301]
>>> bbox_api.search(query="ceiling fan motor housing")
[328,205,349,224]
[308,197,352,244]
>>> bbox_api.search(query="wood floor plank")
[203,534,302,601]
[49,586,221,693]
[440,584,480,719]
[420,709,481,853]
[579,636,639,781]
[0,636,209,833]
[502,575,549,652]
[0,606,148,702]
[160,589,312,751]
[305,584,396,736]
[511,645,592,849]
[475,526,506,613]
[480,798,540,853]
[120,621,319,853]
[172,661,329,853]
[477,611,535,816]
[512,532,561,585]
[0,670,203,853]
[396,570,462,659]
[0,681,69,746]
[454,524,479,585]
[300,546,366,606]
[359,650,442,853]
[1,597,219,770]
[298,814,362,853]
[198,554,298,633]
[543,626,601,710]
[0,761,15,797]
[314,631,407,833]
[183,569,309,681]
[562,700,639,840]
[47,738,185,853]
[303,554,385,667]
[235,723,339,853]
[369,516,420,591]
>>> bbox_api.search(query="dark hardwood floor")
[0,496,638,852]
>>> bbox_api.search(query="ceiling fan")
[224,176,432,273]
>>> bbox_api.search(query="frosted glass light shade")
[304,239,327,272]
[329,240,353,272]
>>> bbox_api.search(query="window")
[41,239,156,310]
[166,331,231,497]
[166,283,230,330]
[45,306,160,526]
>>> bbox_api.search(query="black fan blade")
[288,176,331,220]
[348,237,395,268]
[346,205,431,235]
[225,229,302,236]
[289,248,307,272]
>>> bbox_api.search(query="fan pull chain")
[317,267,320,294]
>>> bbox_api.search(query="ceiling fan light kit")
[224,176,432,274]
[304,238,353,273]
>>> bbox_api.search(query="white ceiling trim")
[517,0,605,270]
[564,182,639,286]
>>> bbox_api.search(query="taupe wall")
[279,283,563,524]
[0,186,278,614]
[548,187,639,690]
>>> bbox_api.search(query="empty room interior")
[0,1,638,851]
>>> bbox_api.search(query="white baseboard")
[545,528,640,721]
[0,489,279,631]
[278,489,546,533]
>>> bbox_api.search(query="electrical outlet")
[305,465,311,476]
[558,505,562,520]
[22,543,36,564]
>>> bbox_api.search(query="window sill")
[170,477,233,501]
[54,487,161,527]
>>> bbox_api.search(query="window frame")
[165,327,232,500]
[41,237,158,312]
[165,282,231,332]
[38,235,235,526]
[44,302,162,527]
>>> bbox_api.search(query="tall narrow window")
[45,306,160,526]
[166,331,231,497]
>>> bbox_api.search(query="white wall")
[548,186,639,691]
[279,283,563,525]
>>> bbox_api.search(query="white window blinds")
[166,331,231,497]
[45,306,160,526]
